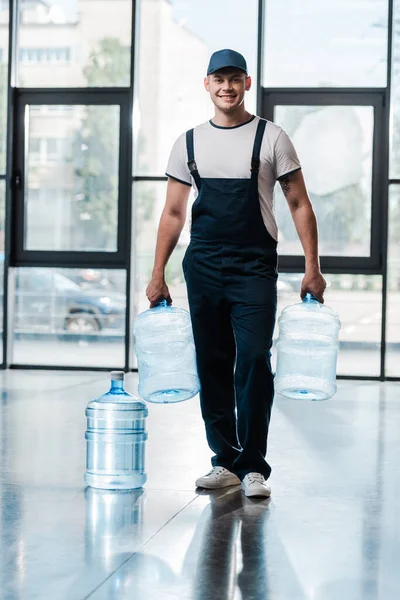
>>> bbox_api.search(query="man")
[146,49,326,498]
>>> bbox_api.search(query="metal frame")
[259,0,395,381]
[125,0,139,371]
[12,88,132,268]
[1,0,136,370]
[2,0,18,367]
[256,0,265,116]
[9,364,123,372]
[133,176,167,182]
[263,89,386,274]
[378,0,394,380]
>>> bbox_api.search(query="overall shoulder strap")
[251,118,267,173]
[186,129,202,189]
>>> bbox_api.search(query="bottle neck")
[110,380,124,392]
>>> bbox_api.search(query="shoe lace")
[208,467,226,476]
[246,473,265,485]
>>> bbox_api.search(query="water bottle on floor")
[133,299,200,403]
[85,371,148,489]
[275,293,341,401]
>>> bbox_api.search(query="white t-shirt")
[165,115,301,241]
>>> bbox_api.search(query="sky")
[168,0,388,87]
[169,0,259,75]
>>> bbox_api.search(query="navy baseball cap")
[207,49,248,76]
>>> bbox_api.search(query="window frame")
[263,88,387,274]
[12,88,132,268]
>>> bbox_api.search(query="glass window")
[30,138,40,154]
[131,180,192,367]
[390,0,400,178]
[12,267,126,368]
[131,181,383,376]
[273,273,382,377]
[24,104,120,252]
[0,1,9,173]
[46,137,59,157]
[0,181,5,364]
[274,105,374,256]
[17,1,132,87]
[386,185,400,376]
[28,188,39,203]
[136,0,258,176]
[19,47,71,65]
[0,2,8,364]
[264,0,388,88]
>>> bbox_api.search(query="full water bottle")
[85,371,148,489]
[275,293,341,401]
[133,299,200,403]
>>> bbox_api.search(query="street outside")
[6,285,400,378]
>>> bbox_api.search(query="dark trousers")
[183,244,277,481]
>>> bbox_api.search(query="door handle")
[12,169,22,190]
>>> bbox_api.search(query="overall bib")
[183,119,278,481]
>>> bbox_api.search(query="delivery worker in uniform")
[146,49,326,498]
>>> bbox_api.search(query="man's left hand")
[300,269,326,303]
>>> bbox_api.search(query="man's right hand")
[146,276,172,308]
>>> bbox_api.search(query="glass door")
[8,90,132,368]
[263,90,387,378]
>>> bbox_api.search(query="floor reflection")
[84,487,145,567]
[185,489,271,600]
[1,373,400,599]
[84,487,176,598]
[84,486,272,599]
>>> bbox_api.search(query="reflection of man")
[182,490,270,599]
[146,49,326,497]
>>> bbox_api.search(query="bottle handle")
[155,299,169,308]
[303,292,319,303]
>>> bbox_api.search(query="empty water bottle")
[85,371,148,489]
[133,299,200,403]
[275,293,341,401]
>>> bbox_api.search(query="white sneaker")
[241,473,271,498]
[195,467,241,489]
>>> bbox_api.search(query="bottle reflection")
[185,489,270,600]
[1,485,23,600]
[84,487,175,598]
[84,487,145,568]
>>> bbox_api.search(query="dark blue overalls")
[182,119,278,481]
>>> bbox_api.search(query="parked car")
[278,273,304,292]
[13,268,125,335]
[66,268,126,293]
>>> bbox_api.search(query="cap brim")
[208,64,247,75]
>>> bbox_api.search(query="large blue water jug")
[133,299,200,403]
[275,293,341,401]
[85,371,148,489]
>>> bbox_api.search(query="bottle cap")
[110,371,124,381]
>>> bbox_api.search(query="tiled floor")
[0,371,399,599]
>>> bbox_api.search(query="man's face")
[204,68,251,113]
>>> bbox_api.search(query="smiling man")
[146,49,326,498]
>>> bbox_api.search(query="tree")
[73,38,131,250]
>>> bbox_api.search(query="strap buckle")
[188,159,198,174]
[251,158,260,173]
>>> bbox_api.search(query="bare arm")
[146,178,191,307]
[279,170,326,302]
